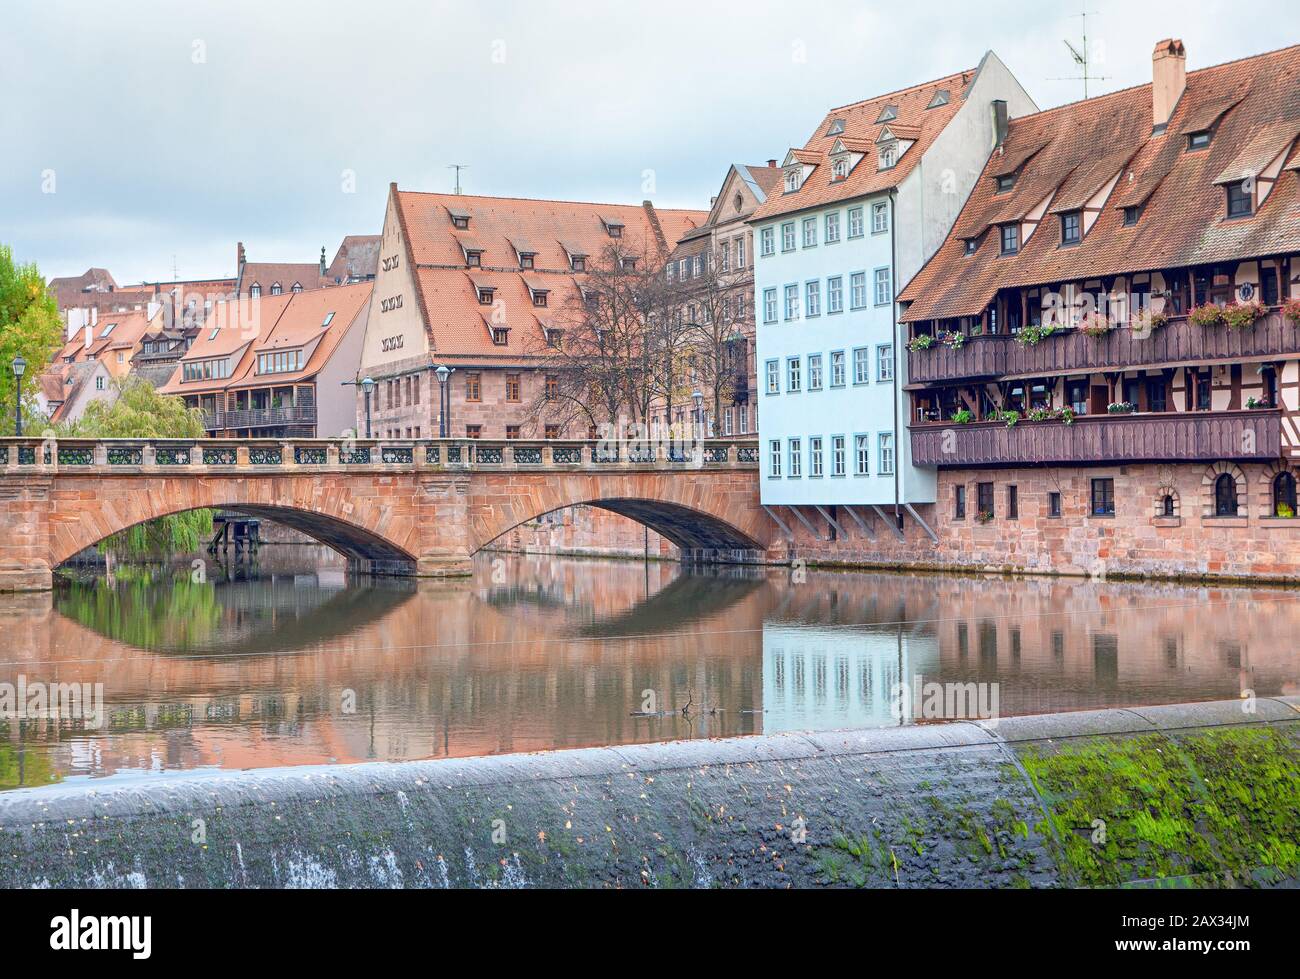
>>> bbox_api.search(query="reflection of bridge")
[0,437,774,590]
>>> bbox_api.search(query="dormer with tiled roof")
[900,41,1300,325]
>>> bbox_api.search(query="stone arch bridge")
[0,437,779,591]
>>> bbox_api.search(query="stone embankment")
[1,697,1296,888]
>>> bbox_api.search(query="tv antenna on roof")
[1049,10,1111,99]
[448,164,468,195]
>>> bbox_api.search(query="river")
[2,548,1297,790]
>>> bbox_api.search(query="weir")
[1,697,1296,888]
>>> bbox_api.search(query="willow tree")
[62,378,213,555]
[0,245,62,434]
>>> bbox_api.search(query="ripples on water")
[1,546,1297,790]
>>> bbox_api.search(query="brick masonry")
[782,462,1300,582]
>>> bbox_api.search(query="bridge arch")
[466,470,773,561]
[48,475,421,574]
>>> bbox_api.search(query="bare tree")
[667,249,750,436]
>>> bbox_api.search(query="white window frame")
[827,275,843,313]
[877,343,894,382]
[781,222,796,252]
[784,283,799,321]
[788,438,802,478]
[872,201,889,234]
[787,356,802,392]
[805,280,821,317]
[763,287,778,323]
[848,206,865,238]
[850,272,867,309]
[878,432,895,475]
[855,434,870,475]
[830,350,845,387]
[769,440,782,477]
[810,437,824,478]
[765,359,780,394]
[853,347,870,384]
[874,267,892,307]
[808,353,823,391]
[761,227,775,257]
[831,435,846,477]
[802,217,817,248]
[825,211,840,243]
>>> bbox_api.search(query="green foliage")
[1014,323,1056,346]
[61,378,213,557]
[0,245,63,435]
[951,408,973,424]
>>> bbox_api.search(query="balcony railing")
[910,409,1281,467]
[907,312,1299,385]
[204,405,318,430]
[0,437,761,473]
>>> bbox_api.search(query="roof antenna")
[171,254,179,283]
[1049,9,1111,100]
[448,164,468,195]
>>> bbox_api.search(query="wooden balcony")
[910,409,1281,467]
[907,312,1299,385]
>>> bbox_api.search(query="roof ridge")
[396,188,686,211]
[825,67,976,113]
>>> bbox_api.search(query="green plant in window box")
[1078,311,1112,337]
[943,331,966,349]
[1130,308,1168,334]
[1059,406,1076,425]
[1276,502,1295,519]
[1190,303,1227,327]
[1283,298,1300,325]
[1106,401,1137,414]
[999,409,1020,428]
[1014,323,1055,346]
[951,408,973,425]
[976,510,995,525]
[907,334,935,352]
[1223,299,1266,330]
[1246,396,1272,410]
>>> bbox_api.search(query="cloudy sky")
[2,0,1292,284]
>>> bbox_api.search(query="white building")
[751,53,1035,537]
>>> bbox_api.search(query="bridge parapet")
[0,437,761,475]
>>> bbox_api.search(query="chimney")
[991,100,1009,149]
[320,246,327,276]
[237,241,246,274]
[1152,38,1187,133]
[767,159,777,168]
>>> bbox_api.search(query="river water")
[2,548,1297,790]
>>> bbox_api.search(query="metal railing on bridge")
[0,437,762,473]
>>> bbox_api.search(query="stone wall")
[783,461,1300,583]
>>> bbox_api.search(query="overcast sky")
[2,0,1293,284]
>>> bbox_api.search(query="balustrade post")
[142,443,156,469]
[94,442,108,467]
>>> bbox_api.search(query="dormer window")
[477,287,495,305]
[249,283,261,298]
[1060,211,1082,245]
[622,257,638,272]
[826,118,846,136]
[519,252,535,270]
[1226,180,1253,218]
[1187,130,1211,150]
[878,144,897,170]
[927,89,950,109]
[784,168,802,193]
[572,256,586,272]
[964,238,979,256]
[875,105,898,123]
[532,290,549,308]
[602,216,625,238]
[831,157,849,181]
[291,282,303,293]
[271,282,282,296]
[545,328,564,349]
[1123,205,1142,226]
[999,223,1020,256]
[491,327,509,346]
[465,249,482,268]
[450,209,471,229]
[996,174,1016,193]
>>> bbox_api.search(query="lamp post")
[435,364,454,438]
[11,356,26,437]
[360,376,375,438]
[691,388,704,441]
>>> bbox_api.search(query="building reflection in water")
[0,549,1297,789]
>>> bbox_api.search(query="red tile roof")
[750,67,978,221]
[392,189,706,360]
[900,43,1300,322]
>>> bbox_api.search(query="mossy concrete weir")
[1,697,1297,888]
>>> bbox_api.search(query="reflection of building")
[158,282,370,437]
[761,625,938,731]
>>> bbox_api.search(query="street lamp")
[11,356,26,437]
[434,364,454,438]
[360,376,375,438]
[692,389,704,441]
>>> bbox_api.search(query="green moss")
[1018,727,1300,888]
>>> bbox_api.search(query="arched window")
[271,282,282,295]
[249,283,261,298]
[1273,471,1296,516]
[1161,494,1175,517]
[1214,473,1238,517]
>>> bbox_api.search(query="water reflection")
[1,550,1297,790]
